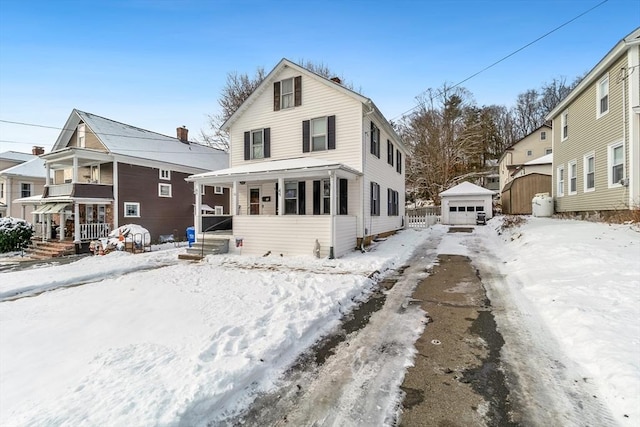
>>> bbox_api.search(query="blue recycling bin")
[186,226,195,247]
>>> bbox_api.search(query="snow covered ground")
[0,217,638,426]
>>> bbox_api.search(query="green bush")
[0,217,34,253]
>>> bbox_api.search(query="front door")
[249,188,260,215]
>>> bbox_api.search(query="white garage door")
[448,200,485,225]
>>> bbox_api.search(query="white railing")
[80,223,111,240]
[406,214,441,229]
[47,183,74,196]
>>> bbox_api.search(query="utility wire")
[391,0,609,121]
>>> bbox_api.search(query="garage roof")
[440,181,495,197]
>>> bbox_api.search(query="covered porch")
[187,158,362,258]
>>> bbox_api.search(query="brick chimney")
[177,126,189,143]
[32,146,45,155]
[330,77,342,85]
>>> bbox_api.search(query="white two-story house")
[188,59,407,258]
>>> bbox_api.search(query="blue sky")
[0,0,638,154]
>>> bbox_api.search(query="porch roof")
[13,194,113,205]
[186,157,362,184]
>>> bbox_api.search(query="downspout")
[113,160,119,230]
[194,182,201,236]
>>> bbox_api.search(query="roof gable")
[0,157,48,178]
[440,181,495,196]
[51,109,228,171]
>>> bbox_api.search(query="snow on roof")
[53,110,228,172]
[189,157,361,180]
[524,153,553,165]
[440,181,495,196]
[0,151,35,163]
[0,157,49,178]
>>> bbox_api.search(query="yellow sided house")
[187,59,407,258]
[547,27,640,215]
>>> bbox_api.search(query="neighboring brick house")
[547,27,640,214]
[20,109,228,247]
[187,59,407,258]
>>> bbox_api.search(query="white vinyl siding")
[229,67,364,171]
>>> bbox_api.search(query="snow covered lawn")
[0,229,430,426]
[0,217,638,426]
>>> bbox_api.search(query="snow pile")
[477,217,640,425]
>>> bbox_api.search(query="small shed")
[501,173,552,214]
[440,181,495,225]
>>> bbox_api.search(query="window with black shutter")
[396,150,402,173]
[387,140,394,165]
[370,122,380,158]
[371,182,380,215]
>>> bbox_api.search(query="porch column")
[74,203,80,243]
[5,177,11,217]
[45,163,51,186]
[277,177,284,216]
[113,160,119,229]
[72,157,78,183]
[59,211,65,242]
[233,181,238,215]
[44,214,50,242]
[194,182,201,235]
[329,171,337,259]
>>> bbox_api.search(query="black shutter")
[274,81,281,111]
[275,182,279,215]
[387,188,392,215]
[328,115,336,150]
[387,140,394,165]
[302,120,310,152]
[244,131,250,160]
[264,128,271,158]
[370,122,375,155]
[339,178,348,215]
[397,150,402,173]
[313,180,321,215]
[298,181,306,215]
[294,76,302,106]
[370,182,374,215]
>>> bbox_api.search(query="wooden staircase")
[25,240,76,259]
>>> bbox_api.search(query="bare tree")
[200,68,266,151]
[200,61,358,151]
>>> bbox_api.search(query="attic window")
[78,123,86,148]
[274,76,302,111]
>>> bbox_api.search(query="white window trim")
[311,116,328,151]
[557,165,565,197]
[608,141,625,188]
[280,77,294,109]
[159,169,171,180]
[540,131,546,141]
[158,183,172,198]
[583,152,595,192]
[214,206,223,215]
[20,182,33,198]
[124,202,140,218]
[561,110,568,142]
[597,73,609,119]
[78,123,86,148]
[545,148,553,155]
[526,150,533,157]
[214,186,224,194]
[568,160,577,195]
[251,128,265,160]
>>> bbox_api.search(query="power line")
[391,0,609,121]
[0,119,214,146]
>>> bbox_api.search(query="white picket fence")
[406,214,441,229]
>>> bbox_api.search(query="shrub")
[0,217,34,253]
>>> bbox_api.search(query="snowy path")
[224,235,443,426]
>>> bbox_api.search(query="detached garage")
[440,181,495,225]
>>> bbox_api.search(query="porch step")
[25,240,76,259]
[183,237,230,258]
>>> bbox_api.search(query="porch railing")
[80,223,111,240]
